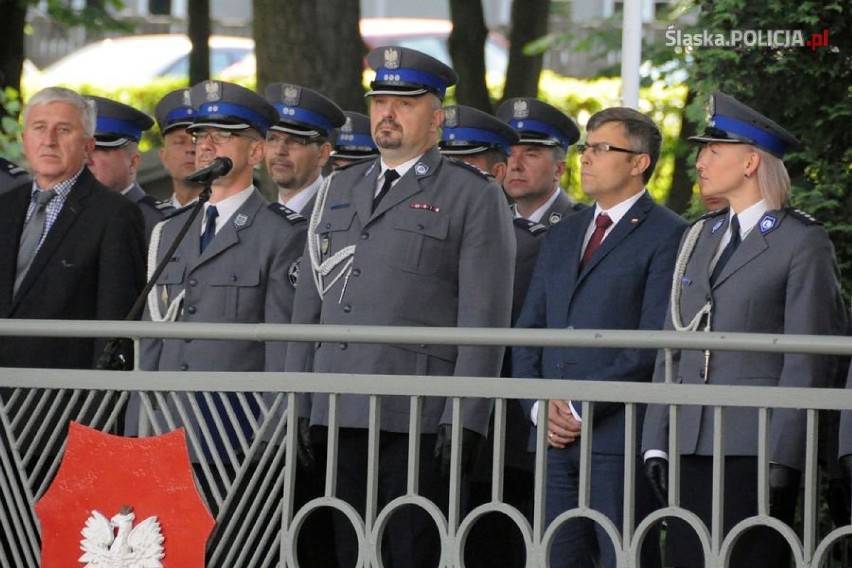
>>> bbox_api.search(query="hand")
[644,457,668,507]
[768,463,800,520]
[295,417,316,470]
[432,424,484,478]
[546,399,582,448]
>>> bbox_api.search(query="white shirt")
[279,174,323,214]
[201,185,254,237]
[374,155,423,198]
[516,185,562,223]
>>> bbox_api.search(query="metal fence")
[1,320,851,567]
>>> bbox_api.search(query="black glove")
[432,424,484,478]
[768,463,800,521]
[295,417,316,470]
[644,457,668,507]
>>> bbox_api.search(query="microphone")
[185,156,233,184]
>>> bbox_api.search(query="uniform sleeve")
[264,224,307,372]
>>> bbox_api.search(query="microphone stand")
[96,184,212,370]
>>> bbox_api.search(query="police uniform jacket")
[0,158,31,196]
[513,192,687,454]
[841,365,852,459]
[0,167,146,368]
[124,182,174,242]
[642,208,847,471]
[140,188,305,373]
[286,146,516,436]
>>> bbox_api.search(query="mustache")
[375,119,401,133]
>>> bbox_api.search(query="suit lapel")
[577,192,653,280]
[368,147,443,222]
[551,207,593,322]
[353,161,379,227]
[711,209,778,288]
[193,189,263,268]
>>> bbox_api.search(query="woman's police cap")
[88,96,154,148]
[188,80,278,137]
[689,91,799,158]
[366,46,458,101]
[496,98,580,150]
[265,83,346,139]
[440,105,519,157]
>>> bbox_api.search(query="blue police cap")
[689,91,799,158]
[366,46,458,101]
[331,111,379,160]
[187,80,278,137]
[264,83,346,139]
[87,96,154,148]
[496,98,580,150]
[439,105,520,157]
[155,88,196,135]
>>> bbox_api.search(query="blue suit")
[513,191,686,567]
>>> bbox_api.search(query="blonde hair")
[752,147,790,210]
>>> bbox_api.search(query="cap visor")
[187,121,252,132]
[687,134,743,144]
[365,87,429,97]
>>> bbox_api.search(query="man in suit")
[286,46,516,568]
[329,110,379,170]
[641,92,847,567]
[86,96,174,240]
[497,98,585,228]
[513,107,687,567]
[0,86,146,370]
[264,83,345,213]
[154,88,202,209]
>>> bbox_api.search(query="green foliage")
[44,0,132,32]
[0,87,24,161]
[689,0,852,301]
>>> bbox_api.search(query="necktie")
[710,214,740,285]
[15,189,56,293]
[372,169,399,212]
[579,212,613,270]
[200,205,219,253]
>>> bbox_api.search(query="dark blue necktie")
[372,169,399,212]
[200,205,219,253]
[710,214,740,285]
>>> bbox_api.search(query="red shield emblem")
[35,422,214,566]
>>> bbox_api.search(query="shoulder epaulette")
[338,156,378,173]
[139,194,176,213]
[513,217,547,236]
[694,206,728,225]
[0,158,29,178]
[162,202,197,220]
[268,202,307,224]
[445,157,490,179]
[785,207,821,225]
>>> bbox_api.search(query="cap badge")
[384,48,400,70]
[181,89,192,106]
[513,100,529,119]
[283,85,300,106]
[548,212,562,224]
[341,117,353,133]
[204,81,222,102]
[414,162,429,176]
[711,218,725,234]
[234,213,248,227]
[759,214,777,234]
[444,107,458,128]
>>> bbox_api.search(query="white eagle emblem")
[79,506,165,567]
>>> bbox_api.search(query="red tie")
[580,212,613,270]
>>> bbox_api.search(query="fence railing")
[1,320,850,567]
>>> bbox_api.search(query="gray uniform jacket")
[0,158,31,196]
[642,207,847,471]
[140,188,306,373]
[286,146,516,435]
[840,365,852,459]
[125,183,175,242]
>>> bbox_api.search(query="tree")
[187,0,211,85]
[252,0,365,113]
[688,0,851,298]
[502,0,551,101]
[447,0,492,112]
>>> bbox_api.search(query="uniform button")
[325,222,332,229]
[706,294,712,301]
[343,304,352,313]
[231,275,238,282]
[352,268,361,277]
[361,232,370,240]
[180,363,189,371]
[417,224,424,230]
[186,306,197,314]
[339,343,348,350]
[419,344,427,349]
[189,278,198,287]
[184,339,192,344]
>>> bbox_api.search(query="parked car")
[219,18,509,82]
[25,34,253,91]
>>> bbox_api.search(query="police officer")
[136,80,306,563]
[154,88,200,209]
[329,110,379,170]
[86,95,174,240]
[264,83,345,214]
[641,92,847,567]
[497,97,585,227]
[0,157,32,196]
[286,46,516,568]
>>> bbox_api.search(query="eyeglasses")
[265,133,319,150]
[576,142,642,155]
[191,129,257,146]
